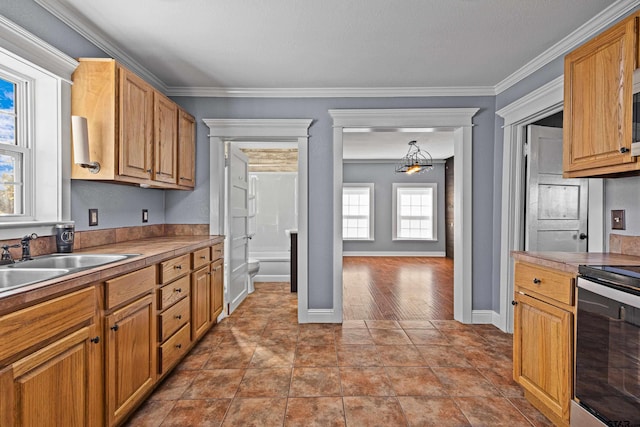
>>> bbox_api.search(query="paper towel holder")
[71,115,100,174]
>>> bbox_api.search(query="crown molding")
[166,86,496,98]
[34,0,168,92]
[329,108,479,128]
[0,14,78,81]
[496,75,563,126]
[495,0,638,94]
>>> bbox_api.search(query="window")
[393,183,437,240]
[343,183,374,240]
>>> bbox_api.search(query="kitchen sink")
[0,268,70,291]
[7,253,139,270]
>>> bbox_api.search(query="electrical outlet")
[142,209,148,223]
[611,209,626,230]
[89,209,98,226]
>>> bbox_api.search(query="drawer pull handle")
[90,336,100,344]
[111,324,119,332]
[207,272,212,276]
[532,278,541,284]
[176,344,182,349]
[174,287,182,293]
[175,265,182,270]
[620,147,630,154]
[175,314,182,320]
[200,255,206,260]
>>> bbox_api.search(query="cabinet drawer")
[105,266,155,309]
[158,296,190,342]
[0,287,95,363]
[211,243,223,261]
[159,254,190,284]
[515,262,574,306]
[192,247,211,270]
[158,275,190,311]
[159,322,190,375]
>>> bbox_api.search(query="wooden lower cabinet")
[105,293,156,427]
[191,264,211,341]
[513,261,575,426]
[210,258,223,322]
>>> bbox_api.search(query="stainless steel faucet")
[0,244,18,264]
[19,233,37,261]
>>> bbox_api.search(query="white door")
[227,145,250,313]
[526,125,589,251]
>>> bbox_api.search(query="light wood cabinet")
[211,258,224,322]
[563,12,640,177]
[104,268,156,427]
[178,108,196,188]
[513,261,575,426]
[191,264,211,341]
[71,58,195,190]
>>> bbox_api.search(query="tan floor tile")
[365,320,401,329]
[343,396,406,426]
[249,344,296,368]
[509,398,555,427]
[221,397,287,427]
[220,328,264,346]
[149,370,199,401]
[295,344,338,367]
[445,329,487,346]
[398,396,471,426]
[385,367,447,396]
[182,369,245,399]
[404,328,450,345]
[369,328,413,345]
[376,345,426,367]
[340,320,367,329]
[285,397,346,427]
[432,367,501,397]
[337,345,383,367]
[463,345,512,369]
[398,320,435,329]
[480,366,524,398]
[340,367,395,396]
[204,344,256,369]
[159,399,230,427]
[289,367,342,397]
[455,396,532,426]
[175,344,213,371]
[123,400,175,427]
[335,328,374,345]
[236,368,292,397]
[431,320,472,330]
[298,328,336,345]
[415,344,472,367]
[260,328,298,345]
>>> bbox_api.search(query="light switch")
[142,209,149,223]
[611,209,625,230]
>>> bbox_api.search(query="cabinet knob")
[146,169,152,173]
[90,336,100,344]
[110,324,119,332]
[511,300,517,306]
[176,344,182,349]
[175,314,182,320]
[532,278,541,284]
[579,233,588,240]
[174,287,182,293]
[200,255,206,260]
[175,265,182,270]
[620,147,630,153]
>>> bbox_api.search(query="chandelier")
[395,140,433,174]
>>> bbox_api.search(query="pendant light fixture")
[395,140,433,174]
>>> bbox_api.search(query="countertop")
[511,251,640,274]
[0,235,224,313]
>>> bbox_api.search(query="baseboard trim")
[343,251,446,257]
[471,310,500,325]
[254,274,289,282]
[305,309,340,323]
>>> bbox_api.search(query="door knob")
[579,233,588,240]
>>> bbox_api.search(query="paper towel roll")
[71,115,90,165]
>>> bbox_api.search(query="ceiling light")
[395,140,433,174]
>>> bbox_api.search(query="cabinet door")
[106,294,156,427]
[563,15,637,176]
[177,109,196,188]
[513,292,572,423]
[210,258,224,322]
[154,93,178,184]
[191,266,210,340]
[0,326,98,427]
[119,67,153,180]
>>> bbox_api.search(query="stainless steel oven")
[574,266,640,427]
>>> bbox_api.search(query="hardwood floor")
[343,257,454,321]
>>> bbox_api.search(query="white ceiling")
[39,0,619,92]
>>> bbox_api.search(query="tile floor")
[126,282,552,426]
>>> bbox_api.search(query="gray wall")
[343,162,446,253]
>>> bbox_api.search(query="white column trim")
[330,108,478,324]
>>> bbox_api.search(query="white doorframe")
[329,108,479,324]
[496,75,604,333]
[204,119,313,321]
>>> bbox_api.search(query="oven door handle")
[578,277,640,309]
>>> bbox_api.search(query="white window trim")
[0,16,78,239]
[392,182,437,241]
[342,183,374,241]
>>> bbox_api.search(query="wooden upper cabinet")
[178,108,196,188]
[119,67,154,180]
[71,58,194,190]
[154,93,178,184]
[563,12,639,177]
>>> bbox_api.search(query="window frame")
[342,183,374,241]
[392,182,437,241]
